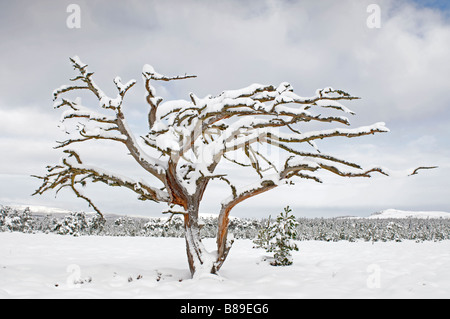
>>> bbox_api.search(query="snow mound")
[369,209,450,219]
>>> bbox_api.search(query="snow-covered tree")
[53,212,89,236]
[254,206,299,266]
[267,206,299,266]
[253,216,272,249]
[33,57,433,277]
[0,206,33,233]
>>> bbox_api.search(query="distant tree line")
[1,206,450,242]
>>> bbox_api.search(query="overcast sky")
[1,0,449,218]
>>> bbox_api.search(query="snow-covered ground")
[1,232,449,299]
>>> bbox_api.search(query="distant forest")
[1,206,450,242]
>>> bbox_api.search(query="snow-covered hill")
[368,209,450,219]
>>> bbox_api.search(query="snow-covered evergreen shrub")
[142,218,165,237]
[164,216,185,237]
[0,206,10,231]
[87,214,106,235]
[199,217,218,239]
[114,216,140,237]
[0,206,33,233]
[267,206,299,266]
[229,218,260,239]
[253,216,272,249]
[385,221,403,242]
[53,212,89,236]
[254,206,299,266]
[142,217,184,237]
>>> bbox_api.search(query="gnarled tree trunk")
[184,200,217,277]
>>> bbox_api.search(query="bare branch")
[33,151,170,209]
[142,64,196,129]
[162,210,187,224]
[69,174,104,218]
[409,166,438,176]
[317,163,389,178]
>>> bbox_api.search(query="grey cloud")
[0,0,449,216]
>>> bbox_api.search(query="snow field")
[0,232,449,299]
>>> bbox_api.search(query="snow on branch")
[33,150,170,212]
[41,58,437,217]
[137,76,393,196]
[142,64,197,82]
[52,56,166,178]
[267,122,390,144]
[142,82,365,171]
[113,76,136,97]
[36,58,437,276]
[142,64,196,129]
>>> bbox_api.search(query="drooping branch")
[33,150,170,212]
[409,166,438,176]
